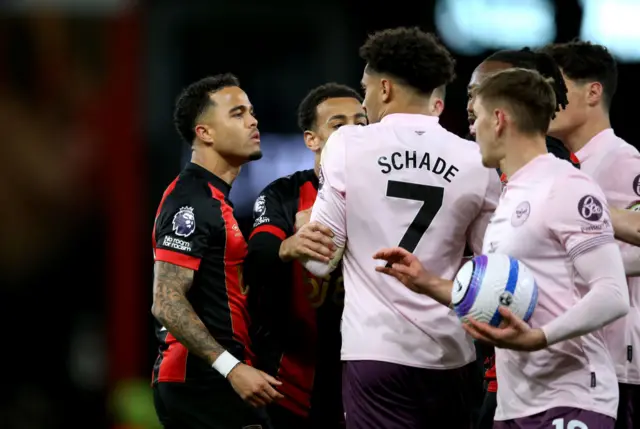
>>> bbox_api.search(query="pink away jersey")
[305,113,501,369]
[575,128,640,385]
[486,154,618,420]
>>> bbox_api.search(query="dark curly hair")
[540,40,617,109]
[359,27,456,95]
[485,48,568,116]
[173,73,240,146]
[297,83,363,132]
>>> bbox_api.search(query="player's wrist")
[534,327,550,350]
[211,350,241,378]
[278,238,295,262]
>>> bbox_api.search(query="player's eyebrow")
[228,104,252,114]
[354,112,367,120]
[327,114,348,122]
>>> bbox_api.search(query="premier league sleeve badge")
[172,206,196,237]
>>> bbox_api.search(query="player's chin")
[481,156,499,169]
[247,149,263,161]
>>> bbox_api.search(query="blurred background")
[0,0,638,427]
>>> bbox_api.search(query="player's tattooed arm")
[151,261,225,365]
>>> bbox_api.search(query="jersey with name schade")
[310,113,501,369]
[151,162,252,385]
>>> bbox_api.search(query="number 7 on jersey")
[386,180,444,255]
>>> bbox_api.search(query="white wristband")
[211,351,241,378]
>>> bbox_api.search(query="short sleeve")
[249,183,293,241]
[598,153,640,210]
[546,173,615,261]
[154,193,222,271]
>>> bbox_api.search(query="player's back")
[339,113,500,369]
[576,129,640,384]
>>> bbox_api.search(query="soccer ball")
[452,254,538,327]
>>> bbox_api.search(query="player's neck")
[191,151,240,186]
[561,113,611,154]
[314,153,321,178]
[502,135,548,180]
[382,100,436,118]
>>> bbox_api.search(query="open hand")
[227,363,284,407]
[373,247,433,294]
[463,306,547,351]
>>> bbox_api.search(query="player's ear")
[195,124,215,145]
[586,81,603,107]
[381,78,392,103]
[304,130,322,152]
[494,109,506,136]
[431,98,444,116]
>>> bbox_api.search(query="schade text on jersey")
[378,150,459,183]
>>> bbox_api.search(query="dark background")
[0,0,637,427]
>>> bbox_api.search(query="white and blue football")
[452,254,538,327]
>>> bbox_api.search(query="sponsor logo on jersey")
[578,195,604,221]
[633,175,640,197]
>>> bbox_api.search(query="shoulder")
[550,160,605,200]
[161,175,221,212]
[323,125,362,154]
[156,177,225,234]
[258,169,314,200]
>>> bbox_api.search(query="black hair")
[485,48,568,115]
[359,27,456,95]
[297,83,363,132]
[173,73,240,146]
[540,40,617,109]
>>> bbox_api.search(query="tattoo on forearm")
[152,261,225,364]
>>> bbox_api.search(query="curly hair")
[485,48,568,116]
[540,40,617,109]
[297,83,363,132]
[359,27,456,95]
[173,73,240,146]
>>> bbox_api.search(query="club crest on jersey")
[627,201,640,212]
[633,175,640,197]
[578,195,603,221]
[172,206,196,237]
[511,201,530,227]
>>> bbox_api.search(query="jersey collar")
[574,128,615,163]
[184,162,231,197]
[380,113,440,126]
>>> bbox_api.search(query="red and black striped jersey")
[245,169,344,424]
[151,162,253,385]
